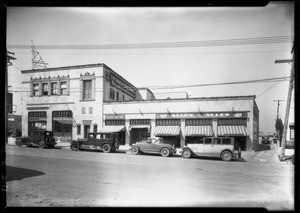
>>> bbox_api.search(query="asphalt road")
[5,145,294,209]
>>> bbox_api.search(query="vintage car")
[178,137,241,161]
[130,137,176,157]
[70,132,119,153]
[261,136,271,144]
[15,130,56,149]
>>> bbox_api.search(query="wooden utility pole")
[273,100,284,119]
[275,44,294,160]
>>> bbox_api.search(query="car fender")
[159,146,172,152]
[130,144,142,152]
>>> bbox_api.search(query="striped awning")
[217,125,248,136]
[185,126,213,136]
[98,126,125,133]
[154,126,181,136]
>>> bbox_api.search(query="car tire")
[160,147,170,157]
[38,140,46,149]
[221,151,233,161]
[182,149,192,158]
[102,144,111,153]
[130,146,139,155]
[15,139,22,147]
[70,143,80,151]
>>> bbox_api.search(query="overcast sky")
[7,2,294,133]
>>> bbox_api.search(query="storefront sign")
[53,110,72,117]
[104,114,125,119]
[156,112,247,119]
[109,72,136,98]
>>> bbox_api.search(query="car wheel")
[70,143,80,151]
[130,146,139,155]
[292,154,295,165]
[221,151,233,161]
[38,140,46,149]
[182,149,192,158]
[102,144,111,153]
[160,148,170,157]
[15,139,22,147]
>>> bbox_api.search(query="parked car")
[70,132,119,153]
[15,130,56,149]
[261,136,271,144]
[178,137,241,161]
[130,137,176,157]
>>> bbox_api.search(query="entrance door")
[84,125,90,139]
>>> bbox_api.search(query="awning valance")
[217,125,248,136]
[185,126,213,136]
[98,126,125,133]
[154,126,180,136]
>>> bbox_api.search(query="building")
[21,63,259,150]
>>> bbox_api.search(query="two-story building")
[21,63,259,150]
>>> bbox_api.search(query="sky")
[6,2,295,133]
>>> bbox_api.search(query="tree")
[275,118,283,146]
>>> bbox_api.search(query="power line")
[8,76,290,93]
[7,35,293,50]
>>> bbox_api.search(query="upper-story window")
[110,88,115,100]
[42,83,49,96]
[30,75,70,97]
[33,83,39,96]
[83,80,92,100]
[60,82,68,95]
[51,82,58,95]
[80,72,95,101]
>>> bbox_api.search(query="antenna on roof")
[31,40,48,69]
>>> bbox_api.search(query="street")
[5,144,294,209]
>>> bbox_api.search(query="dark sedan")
[130,137,176,157]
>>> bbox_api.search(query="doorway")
[84,125,90,139]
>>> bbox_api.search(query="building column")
[150,118,156,137]
[125,119,130,145]
[212,119,218,137]
[180,119,185,147]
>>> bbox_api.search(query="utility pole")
[274,43,294,160]
[6,50,16,144]
[273,100,284,119]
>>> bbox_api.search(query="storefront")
[28,111,47,134]
[52,110,73,140]
[129,119,151,144]
[154,118,181,147]
[100,114,126,145]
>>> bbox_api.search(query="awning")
[98,126,125,133]
[185,126,213,136]
[154,126,181,136]
[217,125,248,136]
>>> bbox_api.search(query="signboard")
[109,72,136,98]
[156,112,248,119]
[53,110,72,117]
[29,111,47,118]
[104,114,125,119]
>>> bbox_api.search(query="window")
[83,80,92,100]
[116,91,119,101]
[110,88,115,100]
[105,119,125,126]
[77,124,81,135]
[60,82,67,95]
[42,83,48,95]
[213,138,221,145]
[93,124,98,132]
[82,107,86,114]
[89,107,93,114]
[51,82,58,95]
[33,83,39,96]
[204,138,212,144]
[222,138,232,145]
[290,126,294,140]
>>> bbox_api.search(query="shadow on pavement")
[255,144,271,152]
[6,166,45,182]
